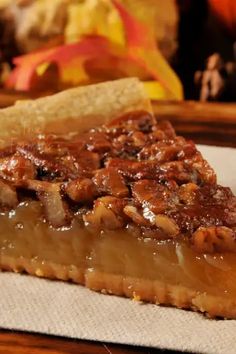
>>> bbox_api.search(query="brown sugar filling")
[0,111,236,310]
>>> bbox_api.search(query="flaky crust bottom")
[1,255,236,319]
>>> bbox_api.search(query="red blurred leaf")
[6,36,115,90]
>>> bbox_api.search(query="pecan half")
[192,226,236,253]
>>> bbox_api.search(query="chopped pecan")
[0,154,36,182]
[106,159,163,181]
[93,167,129,198]
[77,151,100,171]
[25,179,55,192]
[123,205,149,226]
[155,214,180,237]
[0,180,18,209]
[192,226,236,253]
[164,179,179,190]
[36,137,83,157]
[0,145,17,158]
[225,196,236,226]
[83,196,126,229]
[131,131,147,148]
[138,141,178,162]
[178,183,199,204]
[17,143,100,180]
[109,111,156,133]
[26,180,70,227]
[159,161,198,184]
[84,131,111,153]
[184,152,216,185]
[39,193,70,228]
[138,137,196,162]
[112,131,147,157]
[107,158,200,184]
[212,186,234,203]
[17,144,70,180]
[65,178,96,203]
[132,180,174,213]
[148,130,166,142]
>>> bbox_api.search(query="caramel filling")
[1,201,236,300]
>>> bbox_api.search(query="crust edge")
[0,78,151,147]
[1,255,236,319]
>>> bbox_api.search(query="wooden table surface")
[0,330,180,354]
[0,93,236,354]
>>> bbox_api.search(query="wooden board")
[153,100,236,147]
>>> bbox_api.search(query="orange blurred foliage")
[6,0,183,100]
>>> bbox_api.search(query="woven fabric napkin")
[1,145,236,354]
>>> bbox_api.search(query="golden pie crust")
[0,77,151,147]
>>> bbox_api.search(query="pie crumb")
[132,292,141,302]
[35,268,44,277]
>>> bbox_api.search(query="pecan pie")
[0,78,236,319]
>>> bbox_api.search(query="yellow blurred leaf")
[143,81,168,100]
[60,57,89,85]
[65,0,124,46]
[36,62,50,76]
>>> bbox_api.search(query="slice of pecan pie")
[0,78,236,319]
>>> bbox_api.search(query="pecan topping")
[93,167,129,198]
[65,178,96,203]
[192,226,236,253]
[138,137,196,162]
[26,180,70,227]
[123,205,149,226]
[0,154,36,182]
[178,183,199,204]
[155,214,180,238]
[0,111,234,254]
[0,180,18,209]
[132,180,171,214]
[83,196,126,229]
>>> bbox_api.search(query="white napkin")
[1,145,236,354]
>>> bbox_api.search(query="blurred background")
[0,0,236,104]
